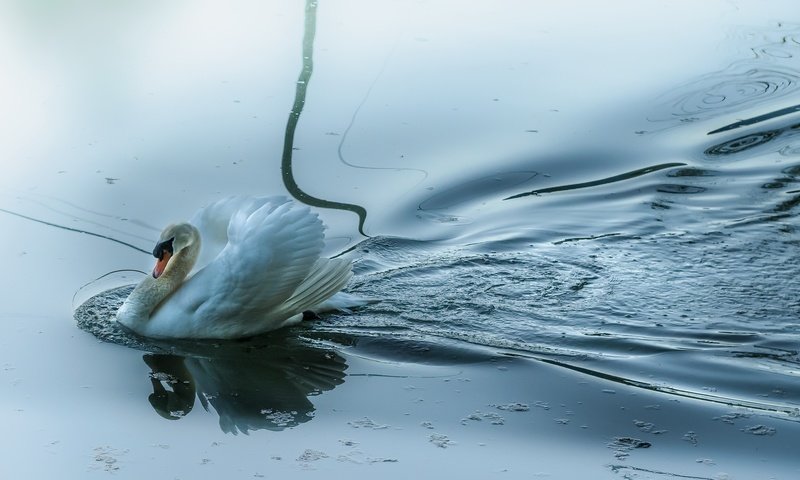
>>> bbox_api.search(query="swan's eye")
[153,237,175,260]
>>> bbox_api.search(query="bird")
[116,195,366,339]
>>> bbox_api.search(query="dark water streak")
[504,162,686,200]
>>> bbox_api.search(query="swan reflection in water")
[142,335,347,434]
[75,284,349,434]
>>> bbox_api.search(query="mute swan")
[116,196,364,339]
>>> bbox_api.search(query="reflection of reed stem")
[281,0,369,236]
[0,207,150,254]
[336,44,428,181]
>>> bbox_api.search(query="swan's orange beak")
[153,251,171,279]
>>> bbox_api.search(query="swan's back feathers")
[146,196,348,339]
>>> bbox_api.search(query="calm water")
[2,1,799,478]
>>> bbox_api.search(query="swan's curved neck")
[116,236,200,332]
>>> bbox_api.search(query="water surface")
[2,1,800,478]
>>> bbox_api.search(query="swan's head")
[117,222,201,330]
[152,222,200,279]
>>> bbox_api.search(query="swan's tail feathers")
[313,291,378,314]
[279,258,354,317]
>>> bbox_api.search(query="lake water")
[2,1,799,478]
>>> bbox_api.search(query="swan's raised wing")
[189,195,288,272]
[150,198,327,338]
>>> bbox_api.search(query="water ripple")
[704,129,782,155]
[651,24,800,126]
[654,67,800,124]
[333,229,800,412]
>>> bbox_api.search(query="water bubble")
[494,402,530,412]
[348,417,389,430]
[429,433,455,448]
[296,449,328,462]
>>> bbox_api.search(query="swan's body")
[116,196,363,339]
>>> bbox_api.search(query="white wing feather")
[189,195,287,272]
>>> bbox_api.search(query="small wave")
[782,163,800,175]
[779,144,800,156]
[667,167,717,177]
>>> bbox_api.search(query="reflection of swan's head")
[144,354,196,420]
[152,223,201,279]
[116,222,200,332]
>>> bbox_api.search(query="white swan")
[116,195,364,339]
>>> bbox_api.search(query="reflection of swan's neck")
[116,230,200,332]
